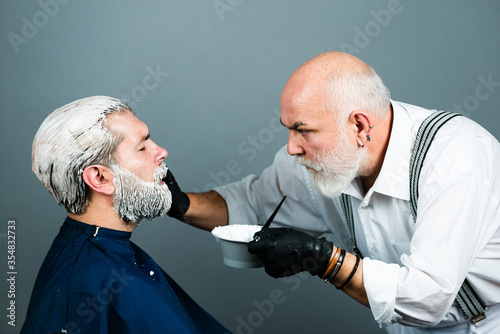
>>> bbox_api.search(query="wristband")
[325,248,345,284]
[320,247,340,279]
[337,254,361,290]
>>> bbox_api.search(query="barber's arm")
[248,227,369,307]
[164,168,228,231]
[184,191,228,230]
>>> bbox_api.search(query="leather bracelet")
[320,246,340,279]
[325,248,345,283]
[337,254,361,290]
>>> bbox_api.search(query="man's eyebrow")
[280,118,306,130]
[138,132,150,145]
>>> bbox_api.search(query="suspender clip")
[471,309,487,326]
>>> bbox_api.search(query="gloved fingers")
[263,261,289,278]
[248,227,293,254]
[163,167,190,219]
[258,227,293,239]
[251,227,294,245]
[163,168,176,186]
[263,260,305,278]
[247,236,272,255]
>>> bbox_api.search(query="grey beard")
[296,131,366,198]
[110,163,172,224]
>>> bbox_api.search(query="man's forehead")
[280,99,337,131]
[281,77,326,113]
[280,91,329,124]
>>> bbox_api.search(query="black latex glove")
[163,168,190,219]
[248,227,333,278]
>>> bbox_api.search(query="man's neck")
[360,106,394,194]
[68,204,137,232]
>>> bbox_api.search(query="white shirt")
[214,101,500,333]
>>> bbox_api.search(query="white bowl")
[211,224,263,268]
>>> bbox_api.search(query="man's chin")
[313,185,343,198]
[310,176,349,198]
[120,211,165,225]
[122,217,141,226]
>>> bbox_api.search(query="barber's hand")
[248,227,333,278]
[163,168,190,219]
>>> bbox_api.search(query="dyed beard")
[110,162,172,224]
[296,128,366,198]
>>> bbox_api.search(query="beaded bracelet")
[337,254,361,290]
[324,248,346,283]
[320,246,340,279]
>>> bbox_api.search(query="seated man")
[22,96,229,333]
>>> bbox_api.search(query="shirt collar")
[344,101,412,201]
[63,217,133,240]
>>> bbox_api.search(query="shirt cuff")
[363,257,401,327]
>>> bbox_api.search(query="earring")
[366,134,371,142]
[359,140,364,148]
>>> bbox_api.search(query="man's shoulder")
[22,228,84,333]
[416,110,500,187]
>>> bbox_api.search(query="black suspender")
[409,111,461,221]
[340,111,487,324]
[339,193,361,257]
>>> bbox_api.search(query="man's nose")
[286,132,305,156]
[154,142,168,163]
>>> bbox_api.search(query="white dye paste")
[211,224,262,243]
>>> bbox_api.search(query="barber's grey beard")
[110,163,172,224]
[296,132,366,198]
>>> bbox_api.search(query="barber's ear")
[82,165,115,196]
[349,110,372,143]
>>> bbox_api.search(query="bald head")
[281,52,390,122]
[290,52,370,82]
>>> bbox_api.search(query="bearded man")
[22,96,229,334]
[166,52,500,333]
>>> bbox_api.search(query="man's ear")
[82,165,115,196]
[348,110,372,146]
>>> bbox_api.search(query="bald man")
[165,52,500,333]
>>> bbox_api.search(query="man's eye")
[298,129,309,135]
[139,147,145,151]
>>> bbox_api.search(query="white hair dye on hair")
[323,64,391,124]
[110,162,172,224]
[32,96,130,214]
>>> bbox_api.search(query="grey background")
[1,1,499,333]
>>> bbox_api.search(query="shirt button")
[371,247,378,254]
